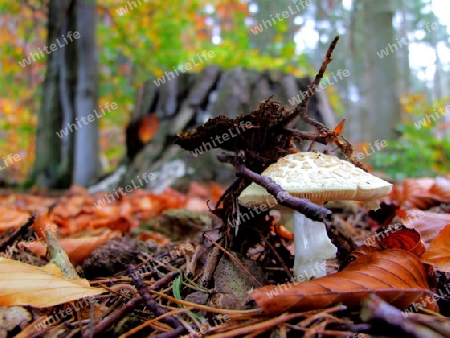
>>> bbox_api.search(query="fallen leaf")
[24,230,122,264]
[251,250,437,315]
[429,177,450,203]
[0,207,30,231]
[421,225,450,272]
[0,259,105,307]
[396,210,450,244]
[378,226,426,257]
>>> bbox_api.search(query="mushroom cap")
[238,152,392,208]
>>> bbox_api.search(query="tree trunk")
[30,0,73,188]
[74,0,100,186]
[362,0,400,141]
[28,0,99,189]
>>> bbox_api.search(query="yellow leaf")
[0,259,105,307]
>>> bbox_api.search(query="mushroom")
[238,152,392,281]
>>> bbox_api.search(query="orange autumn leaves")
[0,183,223,264]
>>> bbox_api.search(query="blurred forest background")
[1,0,450,189]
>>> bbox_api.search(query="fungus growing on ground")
[238,152,392,280]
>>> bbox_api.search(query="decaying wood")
[92,62,337,194]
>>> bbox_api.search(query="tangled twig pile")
[175,36,362,254]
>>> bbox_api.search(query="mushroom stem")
[292,211,337,281]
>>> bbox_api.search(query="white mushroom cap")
[238,152,392,209]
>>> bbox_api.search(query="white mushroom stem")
[279,210,337,281]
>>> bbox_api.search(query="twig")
[290,35,340,130]
[46,229,80,280]
[200,244,222,288]
[85,271,180,338]
[82,297,142,338]
[0,214,36,253]
[128,265,185,333]
[154,325,187,338]
[208,312,307,338]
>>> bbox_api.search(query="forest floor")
[0,177,449,338]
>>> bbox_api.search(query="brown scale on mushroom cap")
[238,152,392,208]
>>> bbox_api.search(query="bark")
[73,0,99,186]
[29,0,73,188]
[362,0,400,142]
[88,67,336,194]
[28,0,99,189]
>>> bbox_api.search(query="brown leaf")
[0,208,30,231]
[24,230,122,264]
[378,226,426,257]
[429,177,450,203]
[251,250,437,315]
[333,119,346,135]
[397,210,450,244]
[0,259,105,307]
[421,225,450,272]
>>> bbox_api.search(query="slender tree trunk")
[398,0,411,96]
[30,0,71,188]
[73,0,99,185]
[362,0,400,141]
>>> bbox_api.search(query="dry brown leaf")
[0,259,105,307]
[378,226,426,257]
[421,225,450,272]
[0,207,30,231]
[402,178,437,209]
[24,230,122,264]
[429,177,450,203]
[251,250,437,315]
[397,210,450,244]
[390,177,450,209]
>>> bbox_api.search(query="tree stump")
[90,66,336,193]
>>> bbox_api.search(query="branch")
[288,35,340,130]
